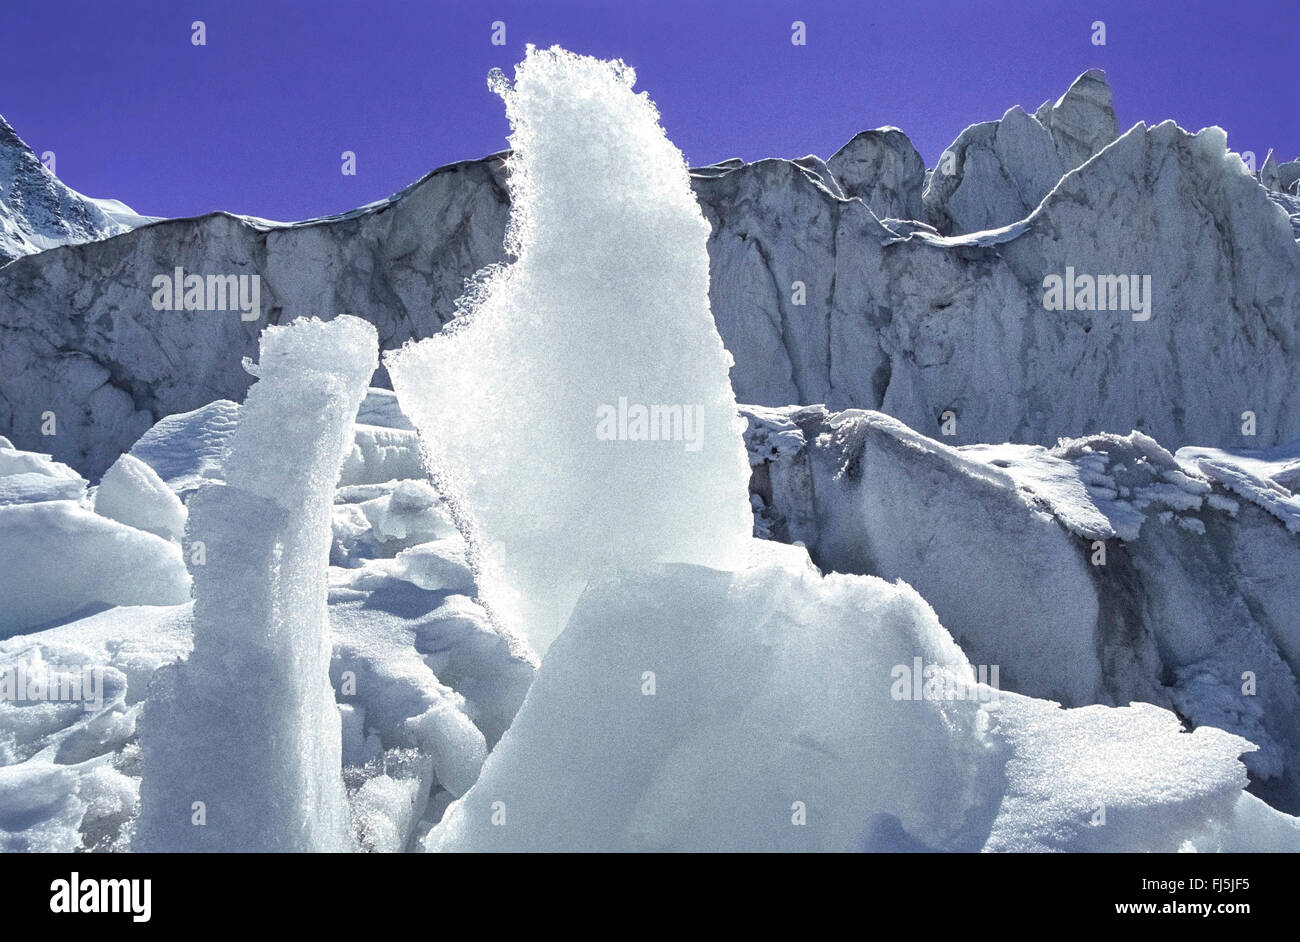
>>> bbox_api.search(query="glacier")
[0,43,1298,854]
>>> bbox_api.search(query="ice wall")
[387,46,753,654]
[134,315,377,852]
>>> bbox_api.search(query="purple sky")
[1,0,1294,222]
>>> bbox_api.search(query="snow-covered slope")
[0,114,154,264]
[0,439,189,637]
[3,71,1298,474]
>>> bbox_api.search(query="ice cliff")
[2,70,1298,474]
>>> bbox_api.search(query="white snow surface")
[92,452,186,542]
[1177,443,1300,533]
[0,377,537,852]
[429,540,1275,852]
[125,400,240,500]
[0,500,189,638]
[0,441,87,505]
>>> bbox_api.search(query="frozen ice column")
[386,47,755,655]
[135,315,378,852]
